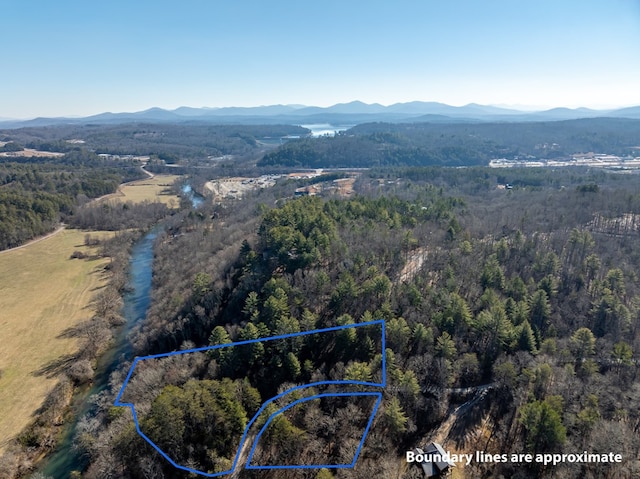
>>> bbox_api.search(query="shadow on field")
[56,323,87,339]
[33,353,79,378]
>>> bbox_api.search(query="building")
[414,442,455,478]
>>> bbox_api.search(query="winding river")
[181,183,205,207]
[40,185,203,477]
[40,228,158,478]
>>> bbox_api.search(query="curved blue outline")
[114,319,386,477]
[246,392,383,470]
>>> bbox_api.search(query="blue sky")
[1,0,639,118]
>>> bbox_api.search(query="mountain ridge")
[1,101,638,129]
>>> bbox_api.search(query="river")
[40,228,158,478]
[181,183,205,207]
[40,183,203,478]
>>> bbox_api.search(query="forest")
[1,119,640,478]
[0,123,309,250]
[259,118,640,168]
[0,151,143,250]
[1,123,309,161]
[1,166,633,479]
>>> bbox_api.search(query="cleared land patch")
[0,229,112,452]
[0,149,65,158]
[101,174,181,206]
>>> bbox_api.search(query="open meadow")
[0,229,112,452]
[101,174,182,207]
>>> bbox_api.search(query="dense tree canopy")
[5,152,640,479]
[259,118,640,168]
[0,155,144,249]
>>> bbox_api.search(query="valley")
[0,120,639,479]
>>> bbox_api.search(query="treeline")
[259,118,640,168]
[1,123,310,160]
[0,142,23,152]
[349,118,640,158]
[0,153,144,250]
[259,132,495,168]
[0,230,146,479]
[0,190,72,249]
[358,165,625,200]
[69,201,173,231]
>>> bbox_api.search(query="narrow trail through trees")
[0,225,65,255]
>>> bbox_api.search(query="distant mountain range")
[2,101,640,128]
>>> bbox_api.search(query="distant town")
[490,152,640,169]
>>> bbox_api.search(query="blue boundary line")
[245,392,383,470]
[114,319,386,477]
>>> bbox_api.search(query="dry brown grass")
[0,229,112,452]
[0,149,65,158]
[100,174,181,207]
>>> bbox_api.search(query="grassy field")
[102,174,182,206]
[0,229,112,452]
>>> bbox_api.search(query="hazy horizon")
[3,100,640,122]
[2,0,639,119]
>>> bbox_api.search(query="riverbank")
[39,227,159,479]
[0,229,113,454]
[0,226,66,256]
[97,174,182,207]
[0,172,186,477]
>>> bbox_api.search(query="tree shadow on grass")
[56,323,87,340]
[446,391,491,448]
[33,353,79,378]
